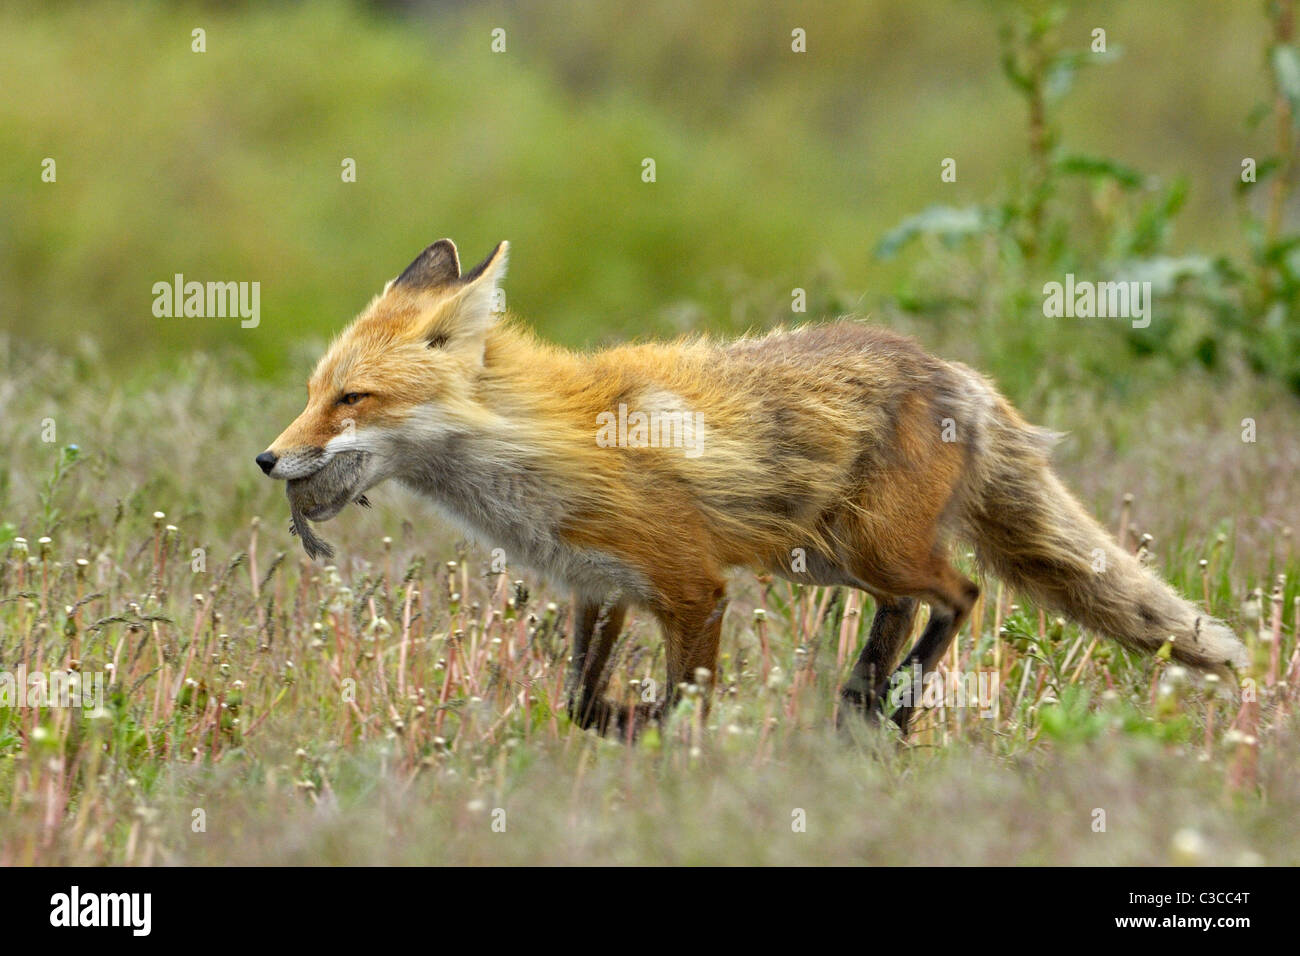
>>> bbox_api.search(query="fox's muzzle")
[255,445,330,481]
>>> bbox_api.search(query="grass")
[0,331,1297,866]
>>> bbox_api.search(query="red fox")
[258,239,1248,734]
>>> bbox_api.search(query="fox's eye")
[339,392,367,406]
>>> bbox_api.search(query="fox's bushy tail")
[955,382,1247,678]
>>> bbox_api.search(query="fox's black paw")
[836,683,888,729]
[567,694,660,740]
[889,705,915,735]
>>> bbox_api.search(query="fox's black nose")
[255,451,278,475]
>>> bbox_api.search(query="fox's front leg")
[655,577,728,724]
[566,597,627,733]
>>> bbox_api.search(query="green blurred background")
[0,0,1283,378]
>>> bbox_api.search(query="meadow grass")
[0,332,1297,866]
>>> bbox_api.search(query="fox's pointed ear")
[389,239,462,293]
[418,241,509,355]
[460,241,508,286]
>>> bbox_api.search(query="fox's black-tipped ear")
[414,241,509,357]
[461,241,508,284]
[392,239,461,291]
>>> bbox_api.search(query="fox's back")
[556,321,975,564]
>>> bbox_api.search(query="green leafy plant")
[879,0,1300,395]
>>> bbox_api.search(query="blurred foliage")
[878,0,1300,396]
[0,0,1296,403]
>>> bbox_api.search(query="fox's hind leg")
[832,473,977,733]
[566,596,627,734]
[882,555,979,733]
[837,595,919,723]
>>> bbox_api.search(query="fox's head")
[256,238,509,517]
